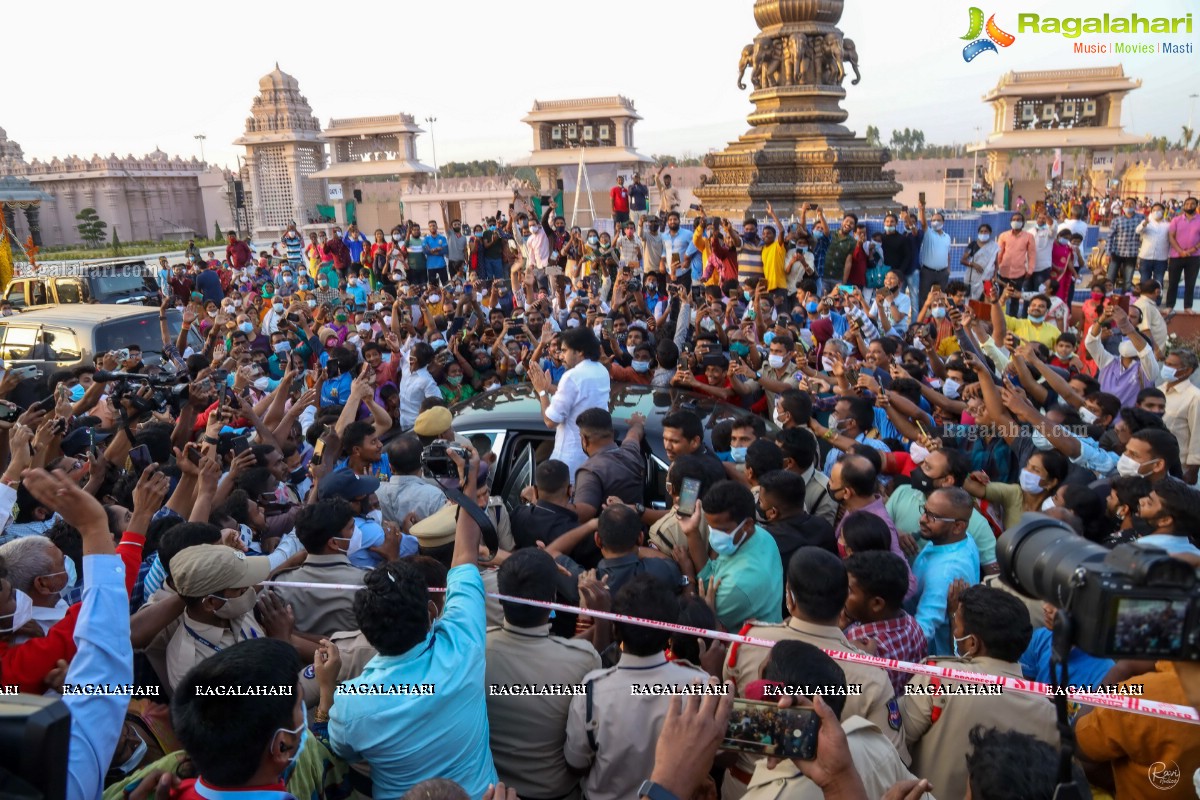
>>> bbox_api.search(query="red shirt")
[610,185,630,213]
[226,239,253,269]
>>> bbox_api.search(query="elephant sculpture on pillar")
[842,37,862,85]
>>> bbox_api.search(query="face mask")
[1153,210,1164,220]
[952,634,972,659]
[763,331,776,346]
[1011,221,1024,231]
[941,378,960,400]
[909,442,930,465]
[1027,427,1056,451]
[0,589,34,633]
[700,317,717,332]
[113,729,149,776]
[1160,365,1178,383]
[930,220,943,231]
[1123,208,1134,216]
[484,382,501,392]
[707,522,743,557]
[366,509,384,525]
[318,279,329,288]
[631,360,651,373]
[1028,314,1045,324]
[1078,407,1098,425]
[1019,468,1044,494]
[772,408,787,428]
[307,299,317,308]
[977,233,990,243]
[729,446,748,464]
[960,411,977,426]
[222,304,235,314]
[730,342,750,357]
[1118,340,1139,359]
[276,722,308,782]
[253,376,271,391]
[588,236,599,245]
[239,322,254,334]
[1090,291,1104,302]
[931,307,946,319]
[884,225,897,234]
[1116,454,1153,478]
[210,587,256,619]
[1040,496,1057,511]
[565,318,581,329]
[207,310,218,318]
[273,302,284,313]
[765,353,789,371]
[908,467,935,495]
[805,301,819,313]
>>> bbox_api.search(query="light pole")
[194,133,207,164]
[424,116,439,190]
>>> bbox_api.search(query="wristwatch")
[536,389,548,399]
[638,781,680,800]
[634,502,645,515]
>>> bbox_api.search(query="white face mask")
[1030,430,1053,451]
[1159,365,1178,384]
[365,509,384,525]
[1019,468,1044,494]
[253,377,271,391]
[0,589,34,633]
[767,354,786,369]
[210,587,256,619]
[1118,340,1139,359]
[1116,454,1153,478]
[772,408,787,428]
[909,442,930,464]
[977,233,990,243]
[942,378,961,400]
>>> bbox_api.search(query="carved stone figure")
[842,37,861,85]
[737,44,756,90]
[823,33,845,85]
[781,33,808,85]
[781,37,798,86]
[757,37,784,89]
[808,34,825,86]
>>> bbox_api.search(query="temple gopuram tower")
[695,0,900,219]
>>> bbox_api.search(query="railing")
[327,114,416,128]
[531,96,636,112]
[1003,66,1124,84]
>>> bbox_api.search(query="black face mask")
[908,468,936,495]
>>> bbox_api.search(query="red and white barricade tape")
[259,580,1200,724]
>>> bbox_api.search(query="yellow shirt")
[1005,316,1061,349]
[762,240,787,291]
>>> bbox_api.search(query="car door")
[498,441,535,514]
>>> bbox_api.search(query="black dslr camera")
[421,442,469,480]
[998,515,1199,660]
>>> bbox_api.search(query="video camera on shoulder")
[999,515,1199,660]
[421,441,469,480]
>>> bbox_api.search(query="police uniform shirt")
[564,653,706,800]
[901,655,1058,800]
[480,567,503,627]
[485,621,602,799]
[165,608,265,690]
[724,618,906,764]
[139,586,184,697]
[742,717,931,800]
[272,553,365,638]
[299,629,378,706]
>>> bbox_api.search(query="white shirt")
[1136,217,1171,260]
[545,359,611,482]
[526,228,551,269]
[1057,219,1089,256]
[1033,226,1056,269]
[399,365,441,429]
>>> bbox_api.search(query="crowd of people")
[1,188,1200,800]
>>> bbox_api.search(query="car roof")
[449,383,769,458]
[0,304,167,326]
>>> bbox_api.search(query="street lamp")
[424,116,439,189]
[194,134,207,164]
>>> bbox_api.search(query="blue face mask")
[70,383,86,402]
[931,307,946,319]
[1030,430,1053,451]
[763,331,776,346]
[952,634,972,659]
[1028,314,1046,324]
[805,301,819,313]
[729,446,748,464]
[730,342,750,357]
[707,521,744,557]
[277,722,308,782]
[64,556,78,592]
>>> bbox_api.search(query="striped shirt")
[737,240,764,282]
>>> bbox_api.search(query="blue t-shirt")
[424,234,449,269]
[628,182,649,212]
[1020,628,1114,689]
[346,282,369,309]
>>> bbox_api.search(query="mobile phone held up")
[677,477,701,518]
[722,698,820,760]
[128,444,153,475]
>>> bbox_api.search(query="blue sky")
[5,0,1197,170]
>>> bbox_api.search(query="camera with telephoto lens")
[421,442,469,479]
[998,514,1199,660]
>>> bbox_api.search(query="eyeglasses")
[920,510,965,524]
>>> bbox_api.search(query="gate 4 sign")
[1092,151,1115,172]
[327,184,345,201]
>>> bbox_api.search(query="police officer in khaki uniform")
[723,548,905,800]
[164,545,271,691]
[901,585,1058,800]
[299,629,378,706]
[486,549,601,800]
[564,576,706,800]
[413,503,504,626]
[271,498,365,637]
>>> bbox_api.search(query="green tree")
[75,207,108,248]
[866,125,881,148]
[111,226,122,256]
[214,222,223,240]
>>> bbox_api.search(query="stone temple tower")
[695,0,900,220]
[233,64,326,238]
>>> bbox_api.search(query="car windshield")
[91,275,155,297]
[95,312,198,358]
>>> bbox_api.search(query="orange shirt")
[996,230,1037,280]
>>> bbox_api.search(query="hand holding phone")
[677,477,701,517]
